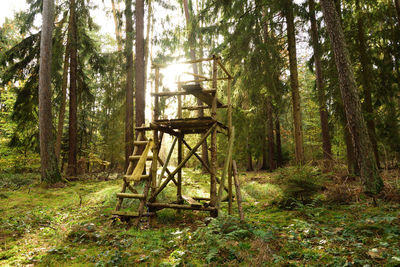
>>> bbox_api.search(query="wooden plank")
[128,141,154,181]
[129,155,153,161]
[217,126,235,210]
[216,58,233,79]
[147,202,217,211]
[210,58,218,210]
[183,72,209,80]
[134,141,149,145]
[182,84,224,107]
[232,160,244,221]
[124,174,150,180]
[182,105,228,111]
[182,195,202,207]
[116,193,145,199]
[151,57,214,68]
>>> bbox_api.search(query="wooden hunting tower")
[113,55,235,226]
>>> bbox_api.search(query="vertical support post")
[209,56,218,213]
[177,135,183,203]
[227,79,233,214]
[177,82,183,205]
[151,68,160,198]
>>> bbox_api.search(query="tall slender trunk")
[111,0,122,52]
[55,36,70,162]
[247,136,254,171]
[309,0,332,163]
[284,0,305,164]
[39,0,61,183]
[183,0,209,171]
[261,130,268,170]
[135,0,145,129]
[275,114,283,167]
[320,0,383,195]
[125,0,134,170]
[356,0,380,168]
[144,0,152,94]
[343,119,359,175]
[266,96,276,170]
[394,0,400,27]
[261,12,276,171]
[67,0,78,176]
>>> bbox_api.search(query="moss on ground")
[0,168,399,266]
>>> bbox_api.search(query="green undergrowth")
[0,167,399,266]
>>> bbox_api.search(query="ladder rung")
[134,141,149,145]
[124,174,150,180]
[116,193,145,199]
[135,126,151,131]
[129,155,153,161]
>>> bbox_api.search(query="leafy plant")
[274,165,327,208]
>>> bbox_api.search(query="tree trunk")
[284,0,305,164]
[266,96,276,170]
[135,0,145,129]
[246,136,253,171]
[343,120,359,175]
[394,0,400,27]
[356,0,380,168]
[144,0,152,94]
[55,35,70,162]
[320,0,383,195]
[38,0,61,183]
[275,115,283,167]
[125,0,134,170]
[67,0,78,176]
[261,131,268,170]
[183,0,209,172]
[111,0,122,52]
[309,0,332,164]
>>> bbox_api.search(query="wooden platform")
[182,84,224,108]
[153,117,227,134]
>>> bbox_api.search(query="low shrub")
[274,165,327,208]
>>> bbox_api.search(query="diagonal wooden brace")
[149,123,217,202]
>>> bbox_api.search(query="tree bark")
[38,0,61,183]
[111,0,122,52]
[356,0,380,168]
[275,114,283,167]
[309,0,332,164]
[284,0,305,164]
[67,0,78,176]
[246,136,253,171]
[135,0,145,129]
[125,0,134,170]
[144,0,152,94]
[320,0,383,195]
[55,35,70,162]
[394,0,400,28]
[183,0,209,172]
[343,120,359,175]
[266,96,276,170]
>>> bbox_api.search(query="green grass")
[0,168,400,266]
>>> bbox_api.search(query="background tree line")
[1,0,399,195]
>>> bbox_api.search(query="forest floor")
[0,166,400,266]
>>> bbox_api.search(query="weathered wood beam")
[151,57,214,68]
[147,202,217,211]
[151,89,216,97]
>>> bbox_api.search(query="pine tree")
[38,0,61,183]
[320,0,383,195]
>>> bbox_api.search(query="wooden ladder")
[113,129,156,226]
